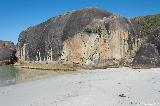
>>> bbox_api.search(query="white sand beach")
[1,67,160,106]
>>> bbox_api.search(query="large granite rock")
[60,16,138,66]
[17,8,160,67]
[0,40,17,65]
[17,8,112,62]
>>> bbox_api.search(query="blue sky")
[0,0,160,44]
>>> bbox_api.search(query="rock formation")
[132,14,160,67]
[17,8,160,67]
[0,40,17,65]
[17,8,112,62]
[133,27,160,67]
[61,15,139,66]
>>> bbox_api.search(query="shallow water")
[0,65,77,87]
[0,65,18,87]
[0,65,64,87]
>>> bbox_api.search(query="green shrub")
[133,14,160,38]
[84,26,103,35]
[96,26,103,35]
[84,27,92,33]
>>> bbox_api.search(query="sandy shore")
[0,67,160,106]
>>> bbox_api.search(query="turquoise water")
[0,65,18,87]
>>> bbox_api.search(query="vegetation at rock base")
[14,63,85,71]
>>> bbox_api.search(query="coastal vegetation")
[15,63,82,71]
[133,14,160,38]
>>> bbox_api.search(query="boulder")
[133,43,159,66]
[0,40,17,65]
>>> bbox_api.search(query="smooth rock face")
[0,40,17,65]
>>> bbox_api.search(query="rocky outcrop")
[133,43,159,66]
[0,40,17,65]
[17,8,160,67]
[17,8,112,62]
[131,14,160,67]
[133,27,160,67]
